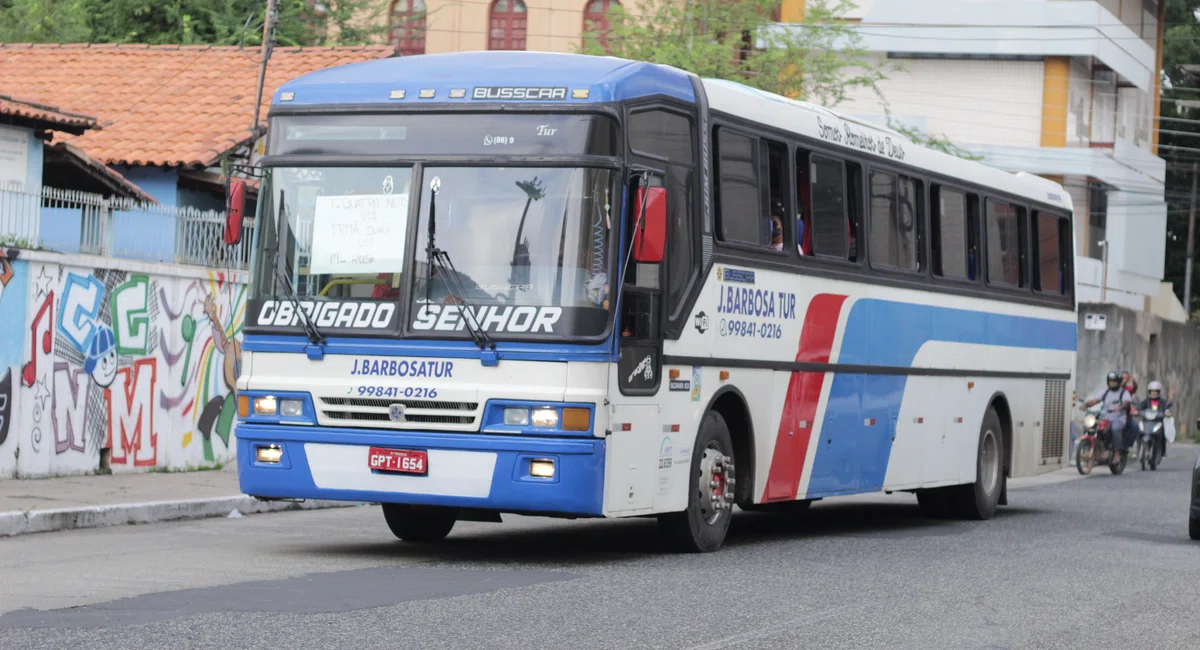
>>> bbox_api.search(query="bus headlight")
[254,396,278,415]
[532,408,559,428]
[279,399,305,417]
[504,408,530,425]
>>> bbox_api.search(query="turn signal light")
[562,408,590,431]
[237,395,249,418]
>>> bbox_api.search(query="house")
[0,44,396,209]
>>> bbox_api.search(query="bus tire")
[382,504,458,542]
[949,407,1005,520]
[658,411,735,553]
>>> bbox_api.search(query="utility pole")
[1186,162,1198,316]
[250,0,277,152]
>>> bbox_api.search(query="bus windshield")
[412,166,615,339]
[251,165,616,340]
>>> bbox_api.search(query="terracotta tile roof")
[0,44,395,168]
[0,93,97,133]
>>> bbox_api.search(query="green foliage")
[581,0,977,159]
[1159,0,1200,306]
[580,0,884,107]
[0,0,386,46]
[0,0,92,42]
[886,120,983,161]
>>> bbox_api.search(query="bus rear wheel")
[948,407,1005,520]
[659,411,736,553]
[382,504,458,542]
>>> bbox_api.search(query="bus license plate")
[368,447,428,475]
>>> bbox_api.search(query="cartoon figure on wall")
[83,326,118,388]
[195,294,242,462]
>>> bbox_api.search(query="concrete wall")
[0,249,246,478]
[1076,302,1200,441]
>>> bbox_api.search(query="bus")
[231,51,1077,553]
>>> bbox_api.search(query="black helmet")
[770,196,785,218]
[1106,371,1121,385]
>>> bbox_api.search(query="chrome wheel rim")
[980,428,999,495]
[698,445,735,525]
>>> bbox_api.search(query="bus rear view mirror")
[633,186,666,263]
[224,179,246,246]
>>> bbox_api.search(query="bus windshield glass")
[412,166,615,339]
[252,166,415,306]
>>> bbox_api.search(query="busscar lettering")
[255,300,396,329]
[472,86,568,101]
[412,305,563,333]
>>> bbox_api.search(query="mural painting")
[0,249,27,475]
[3,255,245,477]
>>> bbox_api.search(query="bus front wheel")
[382,503,458,542]
[659,411,736,553]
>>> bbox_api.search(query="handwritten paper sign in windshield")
[309,194,408,274]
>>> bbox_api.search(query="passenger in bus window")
[770,197,785,251]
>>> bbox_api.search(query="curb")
[0,495,364,538]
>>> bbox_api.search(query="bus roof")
[700,78,1073,213]
[271,51,1071,214]
[272,51,696,106]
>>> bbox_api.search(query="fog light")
[529,458,555,478]
[532,408,559,428]
[279,399,304,417]
[253,396,277,415]
[256,445,283,464]
[504,408,529,425]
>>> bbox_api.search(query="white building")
[780,0,1172,315]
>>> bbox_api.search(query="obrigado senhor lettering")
[816,116,906,161]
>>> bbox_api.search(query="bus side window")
[795,149,811,255]
[931,186,977,281]
[809,154,855,260]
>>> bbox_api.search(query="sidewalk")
[0,465,356,537]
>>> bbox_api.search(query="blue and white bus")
[232,51,1077,552]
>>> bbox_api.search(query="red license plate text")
[368,447,428,475]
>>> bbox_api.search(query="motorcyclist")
[1081,371,1132,462]
[1135,380,1171,459]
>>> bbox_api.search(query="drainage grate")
[1041,379,1066,461]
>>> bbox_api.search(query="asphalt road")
[2,447,1199,650]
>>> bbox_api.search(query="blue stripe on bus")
[805,299,1076,496]
[275,52,697,106]
[242,334,617,363]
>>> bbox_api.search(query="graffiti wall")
[0,250,245,477]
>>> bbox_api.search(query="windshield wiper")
[423,176,495,351]
[270,189,325,346]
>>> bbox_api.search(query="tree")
[0,0,91,42]
[0,0,386,46]
[580,0,976,158]
[582,0,882,106]
[1158,0,1200,309]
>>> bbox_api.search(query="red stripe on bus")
[761,293,848,502]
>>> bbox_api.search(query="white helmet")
[1147,381,1163,395]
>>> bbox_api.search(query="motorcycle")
[1135,401,1170,471]
[1076,403,1127,475]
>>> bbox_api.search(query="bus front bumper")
[237,424,606,517]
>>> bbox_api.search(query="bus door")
[607,169,666,514]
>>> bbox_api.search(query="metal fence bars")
[0,184,254,270]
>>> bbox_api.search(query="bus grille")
[317,397,479,427]
[1041,379,1066,462]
